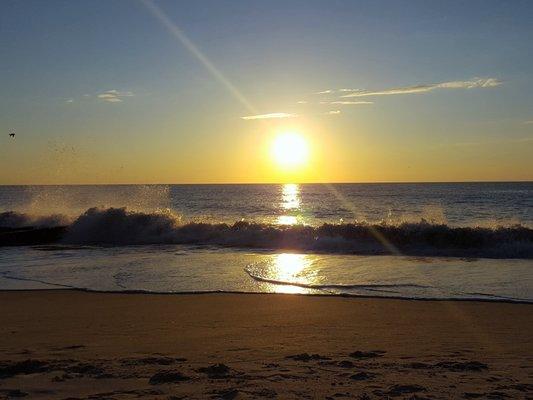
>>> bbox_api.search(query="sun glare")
[271,132,309,169]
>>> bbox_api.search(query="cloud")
[329,101,373,105]
[106,89,134,96]
[241,112,298,120]
[65,98,74,103]
[340,78,501,98]
[296,101,308,104]
[97,94,117,99]
[325,110,341,115]
[315,89,334,94]
[437,78,501,89]
[97,90,134,103]
[320,100,372,105]
[524,120,533,125]
[101,97,123,103]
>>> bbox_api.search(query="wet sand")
[0,290,531,399]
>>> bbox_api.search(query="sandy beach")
[3,0,533,397]
[0,291,531,399]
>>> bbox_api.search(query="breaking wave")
[1,207,533,258]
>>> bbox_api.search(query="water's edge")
[0,286,531,305]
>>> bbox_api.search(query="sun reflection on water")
[277,183,302,225]
[269,253,313,294]
[281,183,300,210]
[277,215,298,225]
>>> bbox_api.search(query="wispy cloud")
[65,98,74,103]
[240,77,500,120]
[97,90,134,103]
[524,120,533,125]
[340,78,501,98]
[329,101,373,105]
[241,112,297,120]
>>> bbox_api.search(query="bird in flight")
[9,131,15,138]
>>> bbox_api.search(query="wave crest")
[65,207,181,244]
[1,207,532,258]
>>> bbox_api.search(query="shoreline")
[1,291,531,398]
[0,287,532,304]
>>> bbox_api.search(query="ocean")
[0,182,532,301]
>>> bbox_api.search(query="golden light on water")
[277,215,298,225]
[274,253,309,279]
[270,253,312,294]
[271,132,309,169]
[277,183,301,225]
[281,183,300,210]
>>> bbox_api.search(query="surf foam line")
[243,265,530,302]
[1,207,532,259]
[244,265,433,293]
[0,271,530,303]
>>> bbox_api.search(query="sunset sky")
[1,0,532,184]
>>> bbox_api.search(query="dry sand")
[0,290,531,399]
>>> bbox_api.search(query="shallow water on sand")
[0,245,531,302]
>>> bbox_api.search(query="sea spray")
[1,207,532,258]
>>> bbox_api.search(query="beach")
[3,0,533,398]
[0,291,531,399]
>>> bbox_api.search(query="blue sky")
[1,0,532,183]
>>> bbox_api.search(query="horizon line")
[0,179,532,186]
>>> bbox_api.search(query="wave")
[0,211,70,228]
[1,207,532,258]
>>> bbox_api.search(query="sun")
[271,132,309,169]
